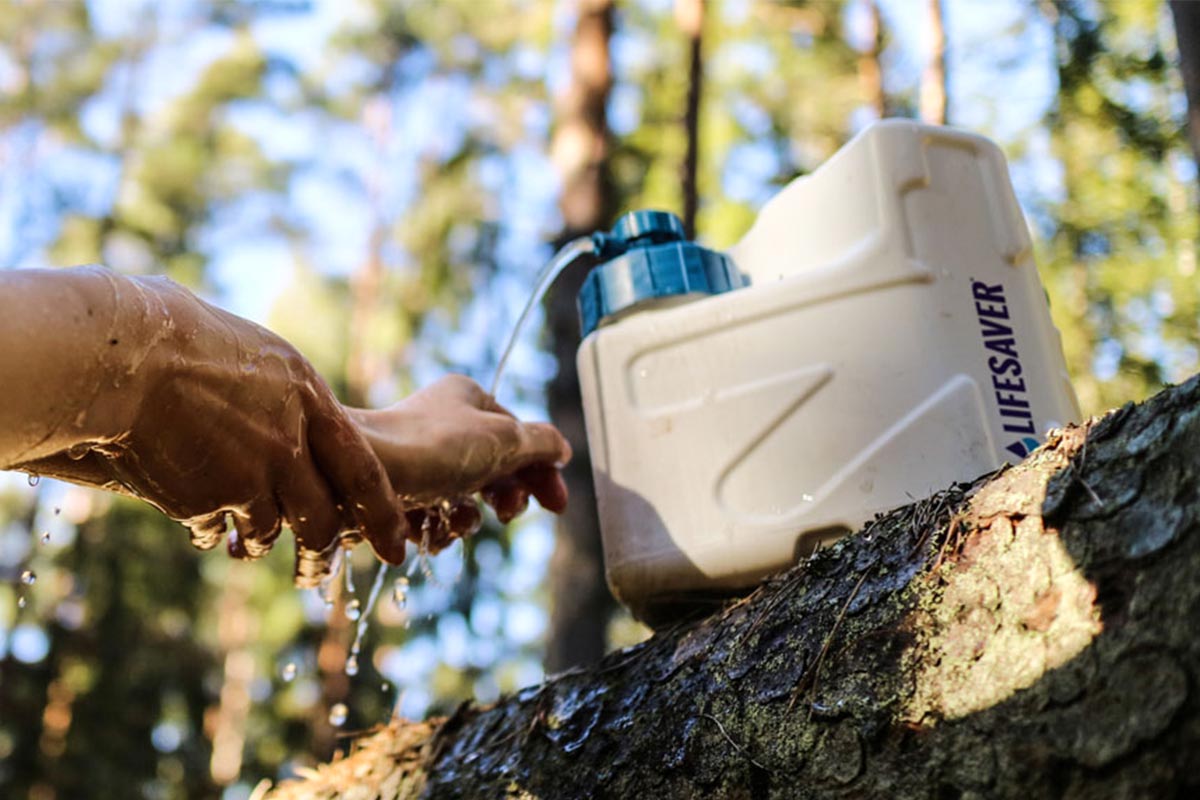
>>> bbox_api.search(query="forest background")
[0,0,1195,798]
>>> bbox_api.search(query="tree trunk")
[919,0,948,125]
[677,0,704,240]
[208,562,256,785]
[266,371,1200,799]
[543,0,619,674]
[859,0,888,119]
[1171,0,1200,183]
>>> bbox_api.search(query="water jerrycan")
[571,120,1081,624]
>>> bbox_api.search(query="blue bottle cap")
[577,210,743,337]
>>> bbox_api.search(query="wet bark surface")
[268,373,1200,800]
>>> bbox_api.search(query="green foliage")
[1038,0,1198,414]
[613,1,860,248]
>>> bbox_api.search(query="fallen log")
[268,373,1200,799]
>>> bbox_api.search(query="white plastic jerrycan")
[572,120,1081,623]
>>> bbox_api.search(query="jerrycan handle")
[576,210,745,337]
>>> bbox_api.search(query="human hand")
[15,273,405,585]
[347,375,571,551]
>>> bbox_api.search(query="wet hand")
[15,274,406,585]
[347,375,571,549]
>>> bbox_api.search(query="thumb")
[513,421,572,469]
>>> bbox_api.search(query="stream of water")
[345,563,389,677]
[489,236,597,396]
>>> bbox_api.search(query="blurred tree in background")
[1037,0,1199,414]
[0,1,1195,798]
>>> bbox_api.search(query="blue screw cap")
[576,211,743,337]
[610,210,686,244]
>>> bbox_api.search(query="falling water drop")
[345,598,362,622]
[344,555,356,595]
[27,474,40,487]
[392,577,409,610]
[17,596,27,609]
[344,565,388,681]
[328,703,348,727]
[318,548,345,611]
[40,532,51,545]
[20,570,36,586]
[281,662,297,683]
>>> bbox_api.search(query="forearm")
[0,266,157,469]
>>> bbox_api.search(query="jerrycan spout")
[576,210,746,337]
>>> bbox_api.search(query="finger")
[404,508,428,540]
[511,421,572,469]
[351,510,406,565]
[184,512,228,552]
[482,395,517,418]
[405,507,451,552]
[278,456,343,588]
[442,373,490,406]
[293,542,334,589]
[231,495,283,560]
[305,404,406,565]
[482,477,530,524]
[448,499,482,538]
[517,464,569,514]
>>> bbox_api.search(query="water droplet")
[381,682,390,693]
[802,493,815,503]
[392,577,409,609]
[281,662,297,682]
[345,654,359,676]
[20,570,36,586]
[328,703,348,727]
[27,474,40,487]
[345,598,361,622]
[17,596,27,609]
[40,532,51,545]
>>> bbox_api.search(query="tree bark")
[267,372,1200,799]
[858,0,888,120]
[543,0,619,674]
[1171,0,1200,185]
[919,0,948,125]
[677,0,704,240]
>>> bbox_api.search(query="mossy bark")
[268,374,1200,800]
